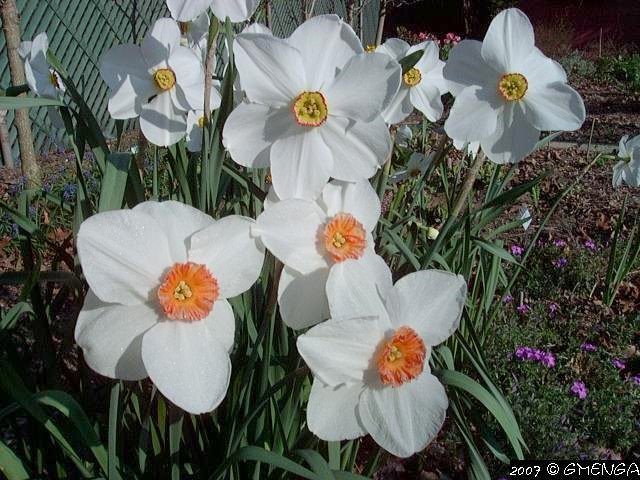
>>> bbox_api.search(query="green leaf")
[235,446,317,479]
[108,383,122,479]
[99,153,132,212]
[295,449,336,479]
[0,440,30,480]
[0,95,64,109]
[0,302,34,331]
[398,49,424,73]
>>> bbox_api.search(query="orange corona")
[322,213,367,263]
[377,326,426,387]
[157,262,219,321]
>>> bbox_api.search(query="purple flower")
[541,352,556,368]
[516,303,530,314]
[553,258,568,268]
[580,342,597,352]
[612,358,626,370]
[631,375,640,386]
[510,245,524,256]
[570,381,588,399]
[502,294,513,304]
[549,302,559,317]
[515,346,555,368]
[10,223,19,238]
[553,239,566,247]
[584,240,596,251]
[62,183,77,202]
[43,183,52,194]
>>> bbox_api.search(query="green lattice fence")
[0,0,380,162]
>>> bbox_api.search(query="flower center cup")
[322,213,367,263]
[158,262,219,321]
[365,45,376,52]
[49,70,60,89]
[403,68,422,87]
[197,116,207,128]
[292,91,328,127]
[377,326,426,387]
[154,68,177,91]
[179,21,190,35]
[498,73,528,101]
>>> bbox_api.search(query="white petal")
[326,258,391,322]
[307,380,366,441]
[18,40,32,59]
[234,34,305,106]
[142,18,181,71]
[385,270,466,346]
[481,102,540,164]
[519,47,567,85]
[410,84,444,122]
[169,46,205,111]
[223,103,295,168]
[203,299,236,353]
[359,372,448,458]
[612,162,624,188]
[287,15,363,90]
[167,0,211,21]
[142,320,231,414]
[101,45,156,118]
[254,199,328,274]
[376,38,410,61]
[75,290,157,381]
[186,110,204,152]
[321,115,391,182]
[481,8,534,73]
[270,129,333,201]
[140,92,187,146]
[133,200,214,263]
[297,316,386,386]
[189,215,265,298]
[277,266,330,329]
[444,85,500,142]
[320,179,380,232]
[381,87,413,124]
[523,83,585,132]
[443,40,496,96]
[243,23,273,35]
[77,210,172,305]
[324,52,401,122]
[211,0,259,22]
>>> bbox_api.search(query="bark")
[0,0,40,186]
[375,0,387,46]
[0,110,15,168]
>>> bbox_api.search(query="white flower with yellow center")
[222,15,401,200]
[297,260,467,457]
[74,201,265,414]
[19,32,65,127]
[391,152,433,183]
[254,179,387,329]
[167,0,259,23]
[443,8,585,164]
[376,39,448,124]
[612,134,640,188]
[100,18,205,146]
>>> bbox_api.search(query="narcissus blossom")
[167,0,259,23]
[297,260,466,457]
[391,152,432,183]
[254,179,387,329]
[612,134,640,188]
[19,32,64,127]
[376,39,448,124]
[100,18,205,146]
[444,8,585,164]
[223,15,401,200]
[75,201,264,414]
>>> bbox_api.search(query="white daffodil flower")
[100,18,205,146]
[75,201,265,414]
[395,125,413,148]
[222,14,401,201]
[443,8,585,164]
[254,179,388,329]
[452,138,480,159]
[391,152,433,183]
[185,91,222,152]
[297,260,467,457]
[376,39,448,124]
[612,134,640,188]
[19,32,65,127]
[178,11,210,63]
[167,0,259,23]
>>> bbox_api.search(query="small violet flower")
[570,381,588,399]
[580,342,597,352]
[502,294,513,304]
[553,258,568,268]
[515,346,555,368]
[510,245,524,256]
[584,240,596,251]
[516,303,530,314]
[549,302,559,317]
[553,239,566,247]
[611,358,626,370]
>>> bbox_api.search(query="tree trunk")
[375,0,387,46]
[0,0,41,186]
[462,0,474,36]
[0,110,15,168]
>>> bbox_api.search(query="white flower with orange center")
[100,18,205,146]
[443,8,585,164]
[254,179,388,329]
[376,39,449,124]
[222,14,401,200]
[74,201,264,414]
[297,260,467,457]
[167,0,260,23]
